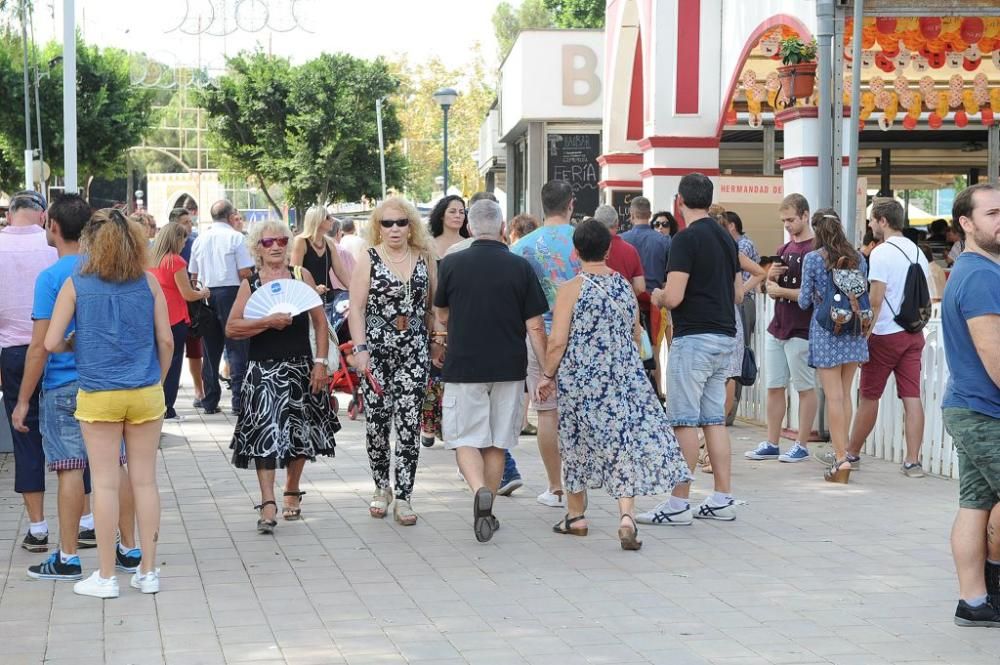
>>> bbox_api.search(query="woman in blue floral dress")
[536,220,691,551]
[798,210,870,483]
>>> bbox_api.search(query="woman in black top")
[291,206,351,326]
[227,221,340,534]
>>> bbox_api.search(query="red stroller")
[330,342,364,420]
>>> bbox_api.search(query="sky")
[33,0,503,74]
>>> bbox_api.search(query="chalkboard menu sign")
[546,133,600,217]
[611,189,642,232]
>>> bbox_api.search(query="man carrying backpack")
[848,198,931,477]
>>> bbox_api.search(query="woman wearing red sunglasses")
[225,221,339,534]
[348,197,439,525]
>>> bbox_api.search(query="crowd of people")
[0,178,997,629]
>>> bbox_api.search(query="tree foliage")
[492,0,605,57]
[492,0,553,58]
[390,50,496,202]
[199,50,404,217]
[544,0,606,29]
[0,34,157,195]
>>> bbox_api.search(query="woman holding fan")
[349,197,438,526]
[226,221,339,534]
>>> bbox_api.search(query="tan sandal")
[393,499,418,526]
[824,459,853,484]
[618,514,642,551]
[282,490,305,520]
[370,488,391,518]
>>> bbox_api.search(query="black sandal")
[255,500,278,534]
[618,514,642,551]
[553,514,588,536]
[283,491,306,520]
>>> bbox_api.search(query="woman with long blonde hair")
[349,197,438,525]
[290,206,351,325]
[45,209,174,598]
[149,222,210,421]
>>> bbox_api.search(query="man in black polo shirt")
[638,172,742,526]
[435,199,549,543]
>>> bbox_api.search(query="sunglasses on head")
[259,236,290,248]
[380,218,410,228]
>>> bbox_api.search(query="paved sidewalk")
[0,387,993,665]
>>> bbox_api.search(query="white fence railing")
[727,298,958,479]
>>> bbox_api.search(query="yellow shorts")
[75,384,166,425]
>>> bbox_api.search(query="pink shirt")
[0,225,57,347]
[330,245,355,290]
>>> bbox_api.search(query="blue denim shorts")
[41,381,87,471]
[666,333,733,427]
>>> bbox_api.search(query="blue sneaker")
[779,442,810,462]
[498,451,523,496]
[744,441,780,460]
[27,550,82,581]
[116,546,142,573]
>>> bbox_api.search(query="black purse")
[187,280,215,337]
[735,346,758,387]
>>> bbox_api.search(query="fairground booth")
[480,1,1000,477]
[596,0,1000,477]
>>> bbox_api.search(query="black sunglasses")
[380,218,410,228]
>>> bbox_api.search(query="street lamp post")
[375,97,387,201]
[432,87,457,196]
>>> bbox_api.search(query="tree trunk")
[256,173,283,220]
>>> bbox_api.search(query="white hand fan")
[244,279,322,319]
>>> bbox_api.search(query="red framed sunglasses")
[259,236,290,248]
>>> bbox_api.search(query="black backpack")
[884,242,931,333]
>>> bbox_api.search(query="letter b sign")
[562,45,601,106]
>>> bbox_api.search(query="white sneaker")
[536,489,564,507]
[130,568,160,594]
[73,571,119,598]
[694,499,737,521]
[636,501,693,526]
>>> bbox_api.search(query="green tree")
[492,0,553,58]
[544,0,605,28]
[284,54,404,213]
[0,34,158,196]
[200,50,406,217]
[391,50,496,202]
[198,50,292,217]
[492,0,605,57]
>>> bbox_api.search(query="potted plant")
[777,36,818,101]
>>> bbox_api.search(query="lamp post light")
[432,87,458,195]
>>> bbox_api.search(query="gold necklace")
[382,244,410,265]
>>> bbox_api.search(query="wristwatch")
[313,358,329,367]
[352,343,369,354]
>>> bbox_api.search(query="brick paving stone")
[0,383,996,664]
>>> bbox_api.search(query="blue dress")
[557,272,691,499]
[798,251,870,369]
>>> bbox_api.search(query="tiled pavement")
[0,386,995,665]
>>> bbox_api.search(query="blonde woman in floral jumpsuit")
[349,197,440,526]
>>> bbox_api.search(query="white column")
[63,0,78,194]
[777,108,820,210]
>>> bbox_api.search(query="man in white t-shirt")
[848,198,930,477]
[339,218,367,260]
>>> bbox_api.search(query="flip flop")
[473,487,496,543]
